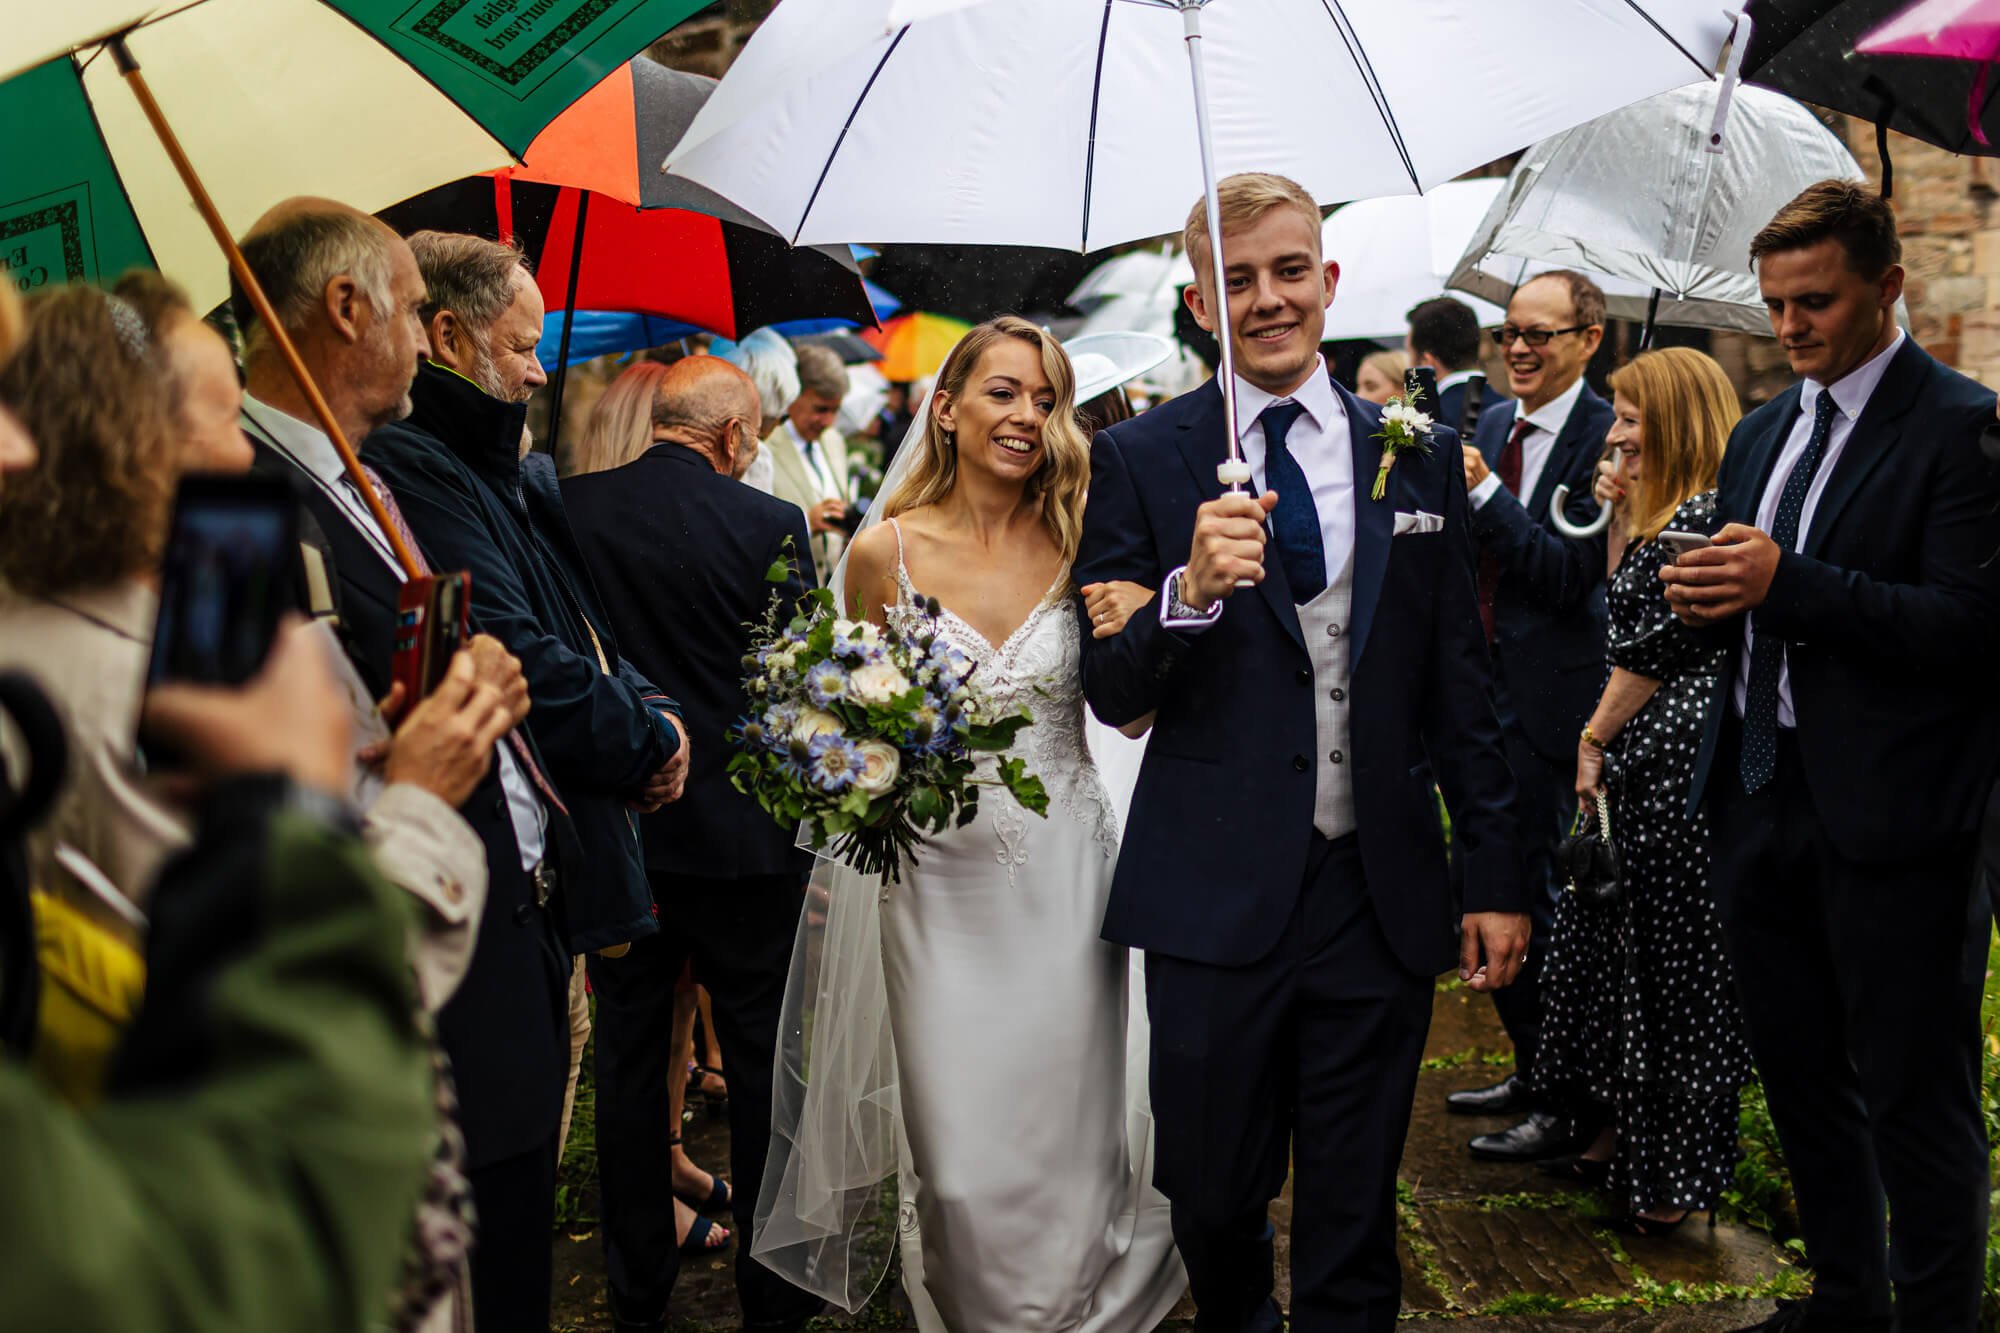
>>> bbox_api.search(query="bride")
[752,316,1184,1331]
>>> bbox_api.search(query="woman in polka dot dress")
[1530,348,1754,1235]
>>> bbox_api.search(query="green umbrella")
[0,0,712,312]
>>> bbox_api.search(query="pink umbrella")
[1857,0,2000,143]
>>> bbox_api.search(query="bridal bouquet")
[728,582,1048,884]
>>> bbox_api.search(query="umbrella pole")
[1640,288,1662,351]
[1175,0,1249,493]
[108,37,422,582]
[545,187,590,461]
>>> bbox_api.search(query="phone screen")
[146,475,301,687]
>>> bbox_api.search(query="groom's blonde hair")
[1183,173,1323,283]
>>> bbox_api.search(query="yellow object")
[30,888,145,1106]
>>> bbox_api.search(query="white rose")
[849,661,912,705]
[853,741,901,796]
[1383,400,1406,423]
[833,618,864,640]
[793,708,843,743]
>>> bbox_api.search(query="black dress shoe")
[1467,1110,1585,1161]
[1445,1072,1532,1115]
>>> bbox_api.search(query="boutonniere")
[1369,396,1434,501]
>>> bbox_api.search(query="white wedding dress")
[878,520,1185,1332]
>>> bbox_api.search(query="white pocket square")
[1393,510,1445,536]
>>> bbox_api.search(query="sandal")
[1538,1153,1611,1187]
[689,1061,728,1116]
[678,1211,732,1256]
[1590,1209,1710,1238]
[670,1134,732,1213]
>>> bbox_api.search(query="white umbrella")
[1067,247,1183,339]
[1447,80,1873,337]
[1318,179,1508,342]
[666,0,1734,479]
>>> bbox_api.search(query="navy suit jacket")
[1075,371,1522,974]
[563,443,817,882]
[1687,337,2000,862]
[1468,385,1615,759]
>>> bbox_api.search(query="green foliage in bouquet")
[728,574,1048,884]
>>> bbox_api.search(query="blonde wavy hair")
[880,315,1091,579]
[568,360,670,477]
[1605,347,1738,542]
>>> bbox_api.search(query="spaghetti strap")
[886,517,917,601]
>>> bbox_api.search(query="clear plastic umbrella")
[1446,80,1873,337]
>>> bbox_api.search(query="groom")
[1076,173,1527,1332]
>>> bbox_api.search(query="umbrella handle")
[1705,9,1753,155]
[1550,483,1613,538]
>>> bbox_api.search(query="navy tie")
[1739,389,1838,793]
[1259,400,1325,603]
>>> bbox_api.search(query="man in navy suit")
[1447,273,1614,1156]
[1664,182,2000,1333]
[563,358,823,1333]
[1076,172,1526,1333]
[1405,295,1505,441]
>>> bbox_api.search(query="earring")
[944,429,955,447]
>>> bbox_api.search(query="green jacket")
[0,778,433,1331]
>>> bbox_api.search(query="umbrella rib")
[1079,0,1117,253]
[792,26,911,248]
[1320,0,1420,192]
[1608,0,1711,77]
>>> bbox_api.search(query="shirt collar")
[1803,329,1905,425]
[1437,368,1482,393]
[1514,373,1587,438]
[1233,354,1341,442]
[242,394,344,488]
[783,418,814,453]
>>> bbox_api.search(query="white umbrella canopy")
[1446,80,1873,336]
[1319,180,1508,341]
[665,0,1737,253]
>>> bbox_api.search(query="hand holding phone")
[1656,530,1713,561]
[146,475,301,689]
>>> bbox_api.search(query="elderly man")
[765,342,852,584]
[361,230,689,959]
[564,357,821,1333]
[234,199,575,1333]
[1448,271,1614,1162]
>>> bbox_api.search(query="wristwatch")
[1580,723,1607,750]
[1163,569,1222,624]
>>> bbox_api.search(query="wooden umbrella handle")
[109,36,423,581]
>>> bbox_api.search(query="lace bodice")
[884,520,1120,877]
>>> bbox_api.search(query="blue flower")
[806,660,849,707]
[808,734,864,792]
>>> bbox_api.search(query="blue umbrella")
[537,279,901,369]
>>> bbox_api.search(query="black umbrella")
[1743,0,2000,190]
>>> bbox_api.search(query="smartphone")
[146,474,301,688]
[392,571,472,705]
[831,496,872,537]
[1656,530,1714,560]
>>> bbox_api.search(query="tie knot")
[1260,400,1306,450]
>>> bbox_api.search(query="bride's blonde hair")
[880,315,1091,578]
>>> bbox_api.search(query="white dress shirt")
[1732,330,1906,726]
[1163,357,1353,627]
[241,395,547,869]
[1468,373,1586,511]
[1437,368,1482,395]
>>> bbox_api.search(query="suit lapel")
[1343,381,1393,668]
[765,426,814,504]
[1172,380,1307,655]
[1524,386,1602,522]
[1731,386,1799,526]
[1802,339,1929,560]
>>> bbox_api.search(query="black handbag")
[1555,790,1623,907]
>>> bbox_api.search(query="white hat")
[1064,330,1176,403]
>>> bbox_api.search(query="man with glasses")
[1445,271,1614,1166]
